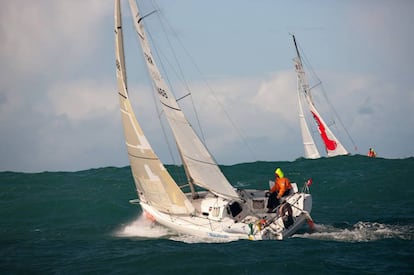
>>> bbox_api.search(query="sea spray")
[294,221,414,242]
[115,214,172,239]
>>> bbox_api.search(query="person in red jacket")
[368,148,377,158]
[267,168,292,213]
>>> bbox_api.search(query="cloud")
[347,1,414,73]
[0,0,115,172]
[0,1,111,78]
[47,80,118,121]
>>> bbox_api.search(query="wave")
[294,221,414,242]
[2,156,413,244]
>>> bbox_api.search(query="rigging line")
[141,14,191,168]
[134,21,179,167]
[297,43,322,87]
[159,33,256,160]
[183,154,220,166]
[145,29,203,167]
[204,78,258,161]
[145,36,204,145]
[309,80,322,91]
[151,0,207,144]
[150,1,256,161]
[139,6,189,185]
[150,0,187,85]
[319,84,359,152]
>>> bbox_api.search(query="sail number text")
[157,87,168,99]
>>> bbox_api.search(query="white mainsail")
[128,0,239,199]
[292,35,348,157]
[297,80,321,159]
[114,0,194,215]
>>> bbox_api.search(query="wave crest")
[295,221,414,242]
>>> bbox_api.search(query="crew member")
[267,168,292,212]
[368,148,377,158]
[279,202,294,228]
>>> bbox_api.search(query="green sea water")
[1,156,413,274]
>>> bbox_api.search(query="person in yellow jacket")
[267,168,292,212]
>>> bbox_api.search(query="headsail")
[292,35,348,157]
[128,0,239,199]
[114,0,194,215]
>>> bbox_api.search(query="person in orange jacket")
[266,168,292,212]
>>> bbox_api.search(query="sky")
[1,0,413,172]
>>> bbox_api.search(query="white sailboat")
[114,0,314,240]
[292,35,349,158]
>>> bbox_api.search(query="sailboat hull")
[136,186,312,241]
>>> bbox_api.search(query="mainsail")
[292,35,348,157]
[128,0,238,199]
[297,85,321,159]
[114,0,194,215]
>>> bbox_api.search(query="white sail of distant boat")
[114,0,314,240]
[297,84,321,159]
[292,35,349,158]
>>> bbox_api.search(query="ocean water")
[1,156,413,274]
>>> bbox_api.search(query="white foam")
[169,234,236,244]
[115,214,236,243]
[234,181,250,188]
[294,221,414,242]
[115,214,173,239]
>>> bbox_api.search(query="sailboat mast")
[176,146,198,199]
[292,35,302,63]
